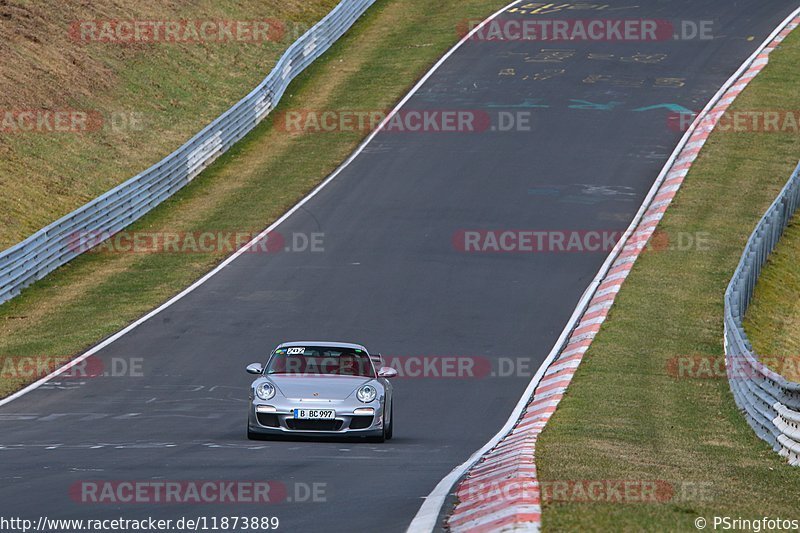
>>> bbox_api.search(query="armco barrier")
[724,161,800,466]
[0,0,376,306]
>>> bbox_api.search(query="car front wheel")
[385,404,393,440]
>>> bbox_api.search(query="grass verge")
[536,28,800,531]
[0,0,508,398]
[0,0,338,248]
[744,215,800,370]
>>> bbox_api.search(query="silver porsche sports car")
[246,341,397,442]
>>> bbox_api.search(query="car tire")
[367,413,388,443]
[386,404,393,440]
[247,427,262,441]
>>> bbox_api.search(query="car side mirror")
[377,367,398,379]
[246,363,263,375]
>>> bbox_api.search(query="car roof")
[276,341,368,352]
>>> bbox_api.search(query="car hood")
[267,375,375,400]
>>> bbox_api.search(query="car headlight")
[356,384,378,403]
[256,382,276,400]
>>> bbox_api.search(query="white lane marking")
[406,5,800,532]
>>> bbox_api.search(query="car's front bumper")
[248,399,384,438]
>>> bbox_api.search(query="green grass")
[0,0,339,249]
[536,29,800,532]
[0,0,509,397]
[744,216,800,376]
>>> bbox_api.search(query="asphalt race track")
[1,1,798,531]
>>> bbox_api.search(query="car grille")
[256,413,279,427]
[349,416,373,430]
[285,419,343,431]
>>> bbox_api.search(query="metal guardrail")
[725,160,800,466]
[0,0,376,306]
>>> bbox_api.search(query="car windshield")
[266,346,376,377]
